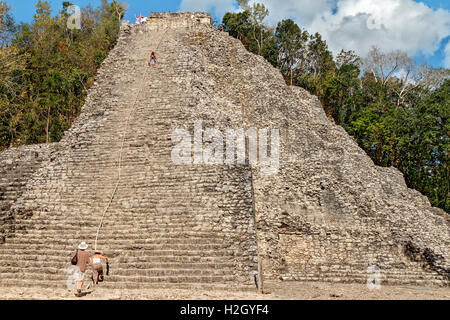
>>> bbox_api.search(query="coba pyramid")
[0,12,448,290]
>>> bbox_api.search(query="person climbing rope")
[72,241,90,297]
[134,14,141,25]
[90,251,109,286]
[148,52,157,67]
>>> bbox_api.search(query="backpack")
[71,250,78,265]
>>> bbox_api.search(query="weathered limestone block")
[0,144,54,242]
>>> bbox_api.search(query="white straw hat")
[78,241,88,250]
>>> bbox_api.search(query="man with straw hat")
[74,241,90,297]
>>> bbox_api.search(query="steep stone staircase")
[0,20,258,290]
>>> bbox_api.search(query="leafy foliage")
[0,0,125,147]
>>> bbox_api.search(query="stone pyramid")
[0,13,448,289]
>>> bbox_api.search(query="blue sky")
[7,0,448,27]
[6,0,188,24]
[4,0,450,68]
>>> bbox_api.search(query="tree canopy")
[0,0,125,147]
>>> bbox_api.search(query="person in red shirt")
[149,52,157,67]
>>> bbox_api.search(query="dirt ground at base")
[0,281,449,300]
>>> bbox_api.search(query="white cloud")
[445,41,450,68]
[248,0,335,26]
[180,0,450,65]
[309,0,450,58]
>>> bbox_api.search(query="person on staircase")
[90,251,109,286]
[74,241,90,297]
[135,14,141,25]
[149,52,157,67]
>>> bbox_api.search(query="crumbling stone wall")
[146,12,211,30]
[178,24,449,286]
[0,144,54,243]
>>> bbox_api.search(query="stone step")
[9,225,244,233]
[0,254,238,264]
[282,270,446,279]
[0,266,238,277]
[0,278,256,291]
[1,242,230,252]
[14,211,234,219]
[4,237,226,246]
[0,248,237,258]
[12,220,234,229]
[288,274,447,285]
[8,230,245,240]
[0,273,241,284]
[14,215,234,224]
[0,260,236,270]
[9,230,236,239]
[11,223,236,231]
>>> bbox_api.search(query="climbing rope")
[94,27,169,251]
